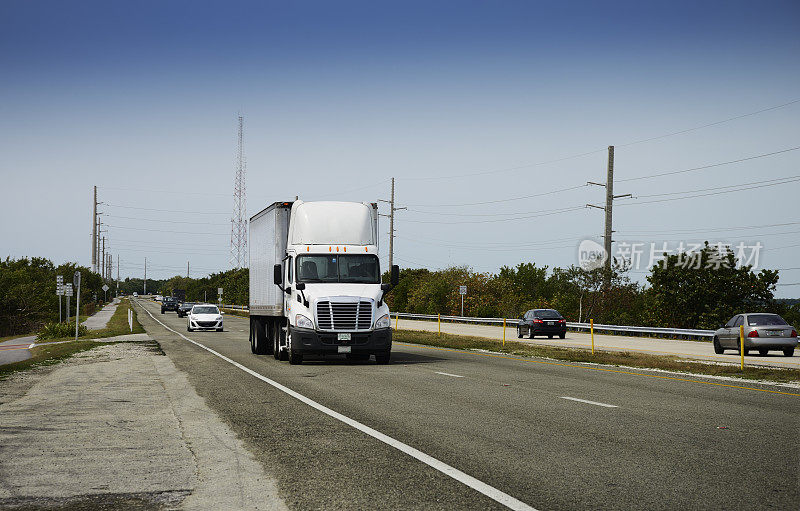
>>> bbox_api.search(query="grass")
[0,299,148,379]
[393,329,800,384]
[221,307,249,319]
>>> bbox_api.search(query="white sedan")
[187,304,223,332]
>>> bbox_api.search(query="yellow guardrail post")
[395,313,399,332]
[590,318,595,355]
[739,324,745,370]
[438,313,441,336]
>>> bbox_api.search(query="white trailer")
[248,200,399,364]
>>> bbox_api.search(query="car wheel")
[559,333,566,339]
[758,348,768,356]
[529,331,535,339]
[187,326,193,332]
[783,348,795,357]
[161,310,165,315]
[548,335,553,339]
[375,350,391,364]
[713,337,724,354]
[217,327,223,332]
[517,327,522,339]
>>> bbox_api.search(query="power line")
[106,224,229,235]
[401,98,800,182]
[107,214,229,226]
[618,146,800,183]
[402,205,586,224]
[617,98,800,148]
[105,203,228,215]
[99,186,228,197]
[405,184,589,208]
[617,221,800,235]
[635,175,799,199]
[619,175,800,206]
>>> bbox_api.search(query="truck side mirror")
[390,265,400,286]
[296,282,305,291]
[273,264,283,286]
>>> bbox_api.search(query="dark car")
[161,296,180,314]
[177,302,196,318]
[517,309,567,339]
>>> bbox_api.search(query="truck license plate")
[338,333,351,341]
[338,346,352,354]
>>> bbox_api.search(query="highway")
[395,318,800,370]
[133,298,799,510]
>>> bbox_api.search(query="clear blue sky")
[1,0,799,295]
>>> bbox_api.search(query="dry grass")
[393,329,800,384]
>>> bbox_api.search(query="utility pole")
[604,146,614,281]
[117,254,120,297]
[101,236,106,281]
[378,178,406,272]
[187,261,190,278]
[92,186,97,272]
[144,257,147,295]
[586,146,631,289]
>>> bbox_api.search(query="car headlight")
[374,314,390,329]
[296,314,313,329]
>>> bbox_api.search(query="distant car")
[713,313,797,357]
[133,292,138,297]
[517,309,567,339]
[177,302,196,318]
[155,295,163,302]
[187,304,223,332]
[161,296,180,314]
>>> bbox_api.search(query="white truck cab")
[249,200,399,364]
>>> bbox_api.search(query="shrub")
[37,322,88,340]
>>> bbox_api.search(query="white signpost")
[74,271,81,340]
[218,287,223,305]
[102,283,110,302]
[459,285,467,316]
[56,275,64,322]
[64,283,73,324]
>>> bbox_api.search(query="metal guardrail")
[390,312,715,339]
[213,304,714,339]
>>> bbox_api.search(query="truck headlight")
[374,314,390,329]
[296,314,313,329]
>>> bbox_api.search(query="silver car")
[713,313,797,357]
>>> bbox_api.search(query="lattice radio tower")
[230,114,248,268]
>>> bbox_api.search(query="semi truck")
[248,200,399,365]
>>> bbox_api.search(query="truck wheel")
[375,351,391,364]
[252,318,268,355]
[287,327,302,364]
[249,323,256,353]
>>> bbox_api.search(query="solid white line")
[560,396,618,408]
[435,371,465,378]
[138,304,537,511]
[28,343,35,349]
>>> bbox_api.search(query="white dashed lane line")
[435,371,465,378]
[560,396,618,408]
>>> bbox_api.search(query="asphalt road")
[396,318,799,370]
[134,299,799,510]
[0,336,35,365]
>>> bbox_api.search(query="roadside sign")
[102,284,109,292]
[64,284,73,297]
[218,296,222,303]
[459,285,467,295]
[56,284,64,295]
[218,288,223,295]
[56,275,63,284]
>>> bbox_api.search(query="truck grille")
[316,301,372,331]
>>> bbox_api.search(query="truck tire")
[252,318,268,355]
[287,328,302,365]
[249,322,257,353]
[375,350,391,364]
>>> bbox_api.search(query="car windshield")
[747,314,787,326]
[535,310,562,319]
[192,306,219,315]
[296,254,380,284]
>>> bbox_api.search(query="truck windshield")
[296,254,380,284]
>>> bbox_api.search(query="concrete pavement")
[82,297,120,330]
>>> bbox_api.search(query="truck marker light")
[329,247,332,252]
[336,246,339,252]
[306,246,310,252]
[344,247,347,252]
[365,247,368,252]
